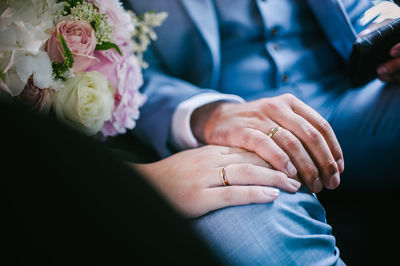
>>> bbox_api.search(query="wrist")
[131,162,157,179]
[190,101,226,143]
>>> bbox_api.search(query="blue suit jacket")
[127,0,372,157]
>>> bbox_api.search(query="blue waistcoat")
[127,0,373,156]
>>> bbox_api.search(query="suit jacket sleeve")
[132,48,221,157]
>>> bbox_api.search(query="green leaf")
[59,34,74,68]
[95,42,122,56]
[52,35,74,79]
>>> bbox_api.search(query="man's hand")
[191,94,344,193]
[359,1,400,83]
[377,43,400,82]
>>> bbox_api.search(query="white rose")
[53,71,114,135]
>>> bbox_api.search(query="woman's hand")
[191,94,343,194]
[133,145,301,218]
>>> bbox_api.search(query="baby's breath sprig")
[130,10,168,68]
[69,1,113,45]
[58,0,84,15]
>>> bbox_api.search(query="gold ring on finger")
[268,126,281,138]
[220,167,231,186]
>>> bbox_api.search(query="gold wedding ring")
[220,167,231,186]
[268,126,281,138]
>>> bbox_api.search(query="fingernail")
[327,173,340,189]
[377,65,387,75]
[286,162,297,177]
[288,178,301,190]
[391,50,400,57]
[336,159,344,173]
[263,188,280,198]
[312,177,323,192]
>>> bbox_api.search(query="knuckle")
[282,93,296,102]
[262,100,280,112]
[303,125,322,144]
[252,135,265,147]
[246,135,265,151]
[318,118,332,134]
[269,150,288,165]
[238,163,254,177]
[301,163,319,178]
[322,159,338,174]
[331,143,343,157]
[240,131,252,145]
[272,171,287,186]
[282,134,301,150]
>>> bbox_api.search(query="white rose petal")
[53,72,115,135]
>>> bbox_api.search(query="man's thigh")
[191,187,344,266]
[322,79,400,189]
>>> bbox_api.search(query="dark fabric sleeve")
[0,97,221,265]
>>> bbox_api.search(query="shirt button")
[271,27,279,37]
[282,73,289,83]
[273,44,280,51]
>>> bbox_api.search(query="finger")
[223,152,272,168]
[390,43,400,57]
[201,186,280,212]
[377,58,400,76]
[378,72,400,83]
[281,115,340,190]
[287,95,344,173]
[269,127,324,192]
[378,73,391,83]
[234,127,297,177]
[219,163,301,192]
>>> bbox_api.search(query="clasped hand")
[192,94,344,193]
[134,145,301,218]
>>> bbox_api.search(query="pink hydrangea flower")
[88,48,146,137]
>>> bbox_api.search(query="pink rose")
[14,76,53,114]
[46,20,98,72]
[88,49,146,136]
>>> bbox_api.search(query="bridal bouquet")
[0,0,167,136]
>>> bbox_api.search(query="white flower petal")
[32,52,52,89]
[6,70,25,96]
[15,52,33,85]
[14,51,53,91]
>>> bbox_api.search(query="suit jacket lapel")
[180,0,220,88]
[307,0,357,60]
